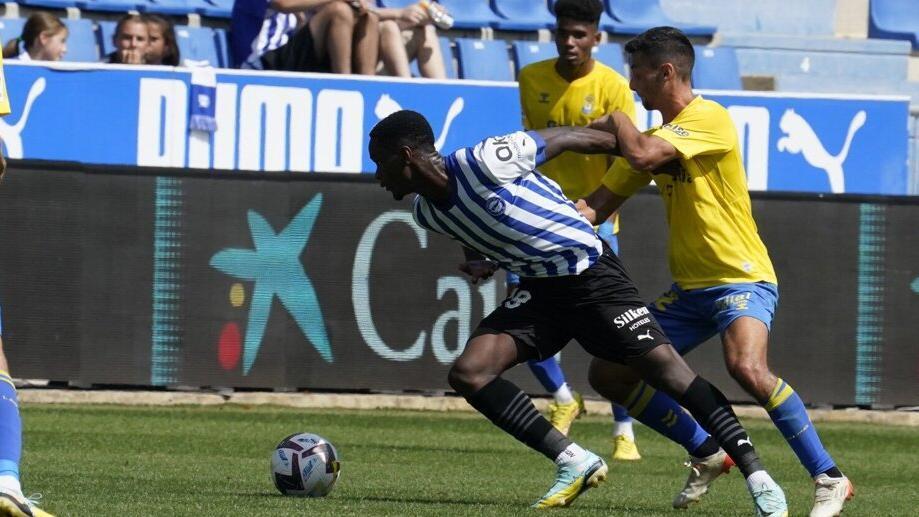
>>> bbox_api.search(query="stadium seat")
[213,27,230,68]
[143,0,213,16]
[547,0,620,34]
[435,0,502,30]
[692,45,741,90]
[869,0,919,50]
[439,36,456,79]
[0,18,25,50]
[62,19,99,62]
[604,0,716,37]
[455,37,512,81]
[592,42,626,76]
[492,0,555,31]
[78,0,143,12]
[97,19,116,58]
[512,41,555,75]
[200,0,232,18]
[17,0,79,9]
[175,25,220,67]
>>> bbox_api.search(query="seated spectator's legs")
[410,24,445,79]
[379,20,411,77]
[353,10,379,75]
[309,1,378,75]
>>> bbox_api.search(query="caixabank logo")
[209,194,331,375]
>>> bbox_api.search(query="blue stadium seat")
[512,41,555,74]
[869,0,919,50]
[200,0,232,18]
[592,42,626,76]
[547,0,619,34]
[213,27,229,68]
[604,0,716,37]
[78,0,143,12]
[492,0,555,31]
[376,0,419,7]
[17,0,79,9]
[436,0,502,30]
[439,36,456,79]
[175,25,220,67]
[692,45,741,90]
[455,38,512,81]
[0,18,25,50]
[96,20,116,58]
[62,19,99,62]
[142,0,213,15]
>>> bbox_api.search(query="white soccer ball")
[270,432,341,497]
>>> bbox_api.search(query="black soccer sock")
[680,376,764,477]
[467,377,571,461]
[689,436,721,459]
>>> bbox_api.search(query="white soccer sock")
[612,419,634,440]
[745,470,773,491]
[553,383,575,404]
[0,474,22,495]
[554,443,588,466]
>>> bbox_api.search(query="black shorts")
[260,25,332,73]
[473,244,669,364]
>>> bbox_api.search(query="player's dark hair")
[624,26,695,80]
[369,110,436,155]
[554,0,603,25]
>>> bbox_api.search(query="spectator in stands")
[104,14,148,65]
[242,0,379,75]
[374,2,447,79]
[230,0,269,68]
[1,12,68,61]
[143,14,180,66]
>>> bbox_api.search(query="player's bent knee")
[447,363,490,395]
[587,359,637,403]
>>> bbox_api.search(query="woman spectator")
[143,14,180,66]
[105,14,148,64]
[374,1,448,79]
[2,12,68,61]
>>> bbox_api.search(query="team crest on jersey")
[539,92,550,103]
[486,197,506,217]
[582,94,595,115]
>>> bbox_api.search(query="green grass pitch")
[18,404,918,516]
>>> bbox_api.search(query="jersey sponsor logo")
[777,108,866,194]
[490,135,522,162]
[485,196,506,217]
[538,92,550,104]
[613,306,649,329]
[662,122,689,137]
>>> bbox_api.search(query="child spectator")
[375,1,448,79]
[2,12,68,62]
[144,14,180,66]
[105,14,148,64]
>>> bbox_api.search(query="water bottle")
[420,0,454,30]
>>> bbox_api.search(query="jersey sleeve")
[518,68,533,130]
[650,104,733,160]
[472,131,546,184]
[601,156,652,197]
[0,55,11,116]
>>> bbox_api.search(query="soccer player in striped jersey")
[517,0,641,460]
[369,109,787,514]
[578,27,851,517]
[0,54,54,517]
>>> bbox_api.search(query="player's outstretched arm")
[459,246,497,284]
[589,112,679,172]
[534,126,618,163]
[576,186,628,226]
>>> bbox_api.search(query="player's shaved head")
[369,110,436,158]
[625,26,694,80]
[554,0,603,25]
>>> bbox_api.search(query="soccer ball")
[270,432,341,497]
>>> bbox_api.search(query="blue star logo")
[210,194,331,374]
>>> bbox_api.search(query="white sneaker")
[0,488,54,517]
[810,474,854,517]
[672,449,734,508]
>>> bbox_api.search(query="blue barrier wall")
[1,62,911,195]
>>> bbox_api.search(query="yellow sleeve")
[0,54,10,117]
[518,68,533,130]
[651,106,732,160]
[601,157,651,197]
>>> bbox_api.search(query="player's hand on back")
[459,260,497,284]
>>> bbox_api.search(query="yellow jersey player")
[516,0,645,461]
[580,27,852,517]
[0,55,55,517]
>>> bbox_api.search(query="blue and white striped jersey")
[413,131,603,278]
[242,4,305,69]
